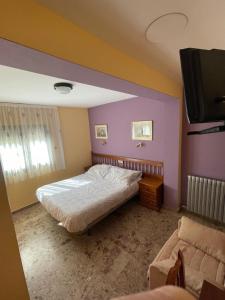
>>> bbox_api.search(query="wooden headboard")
[92,152,163,179]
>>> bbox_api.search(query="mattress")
[36,173,139,233]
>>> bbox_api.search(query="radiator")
[187,175,225,223]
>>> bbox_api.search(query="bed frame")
[73,153,163,235]
[92,152,163,179]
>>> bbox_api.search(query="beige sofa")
[148,216,225,298]
[112,286,195,300]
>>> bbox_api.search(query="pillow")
[178,216,225,263]
[104,165,142,184]
[87,164,111,178]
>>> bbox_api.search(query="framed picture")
[132,121,153,141]
[95,124,108,139]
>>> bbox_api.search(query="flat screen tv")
[180,48,225,124]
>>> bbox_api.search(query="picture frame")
[132,120,153,141]
[95,124,108,139]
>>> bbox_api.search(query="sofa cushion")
[149,258,202,295]
[150,256,225,296]
[178,217,225,263]
[170,241,225,288]
[148,228,225,297]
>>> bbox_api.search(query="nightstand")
[84,165,92,172]
[138,176,163,211]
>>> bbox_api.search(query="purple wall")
[0,38,181,209]
[182,113,225,204]
[89,96,180,209]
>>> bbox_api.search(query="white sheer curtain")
[0,103,65,183]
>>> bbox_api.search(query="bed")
[36,153,163,233]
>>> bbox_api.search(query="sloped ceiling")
[37,0,225,83]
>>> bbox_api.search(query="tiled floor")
[13,198,225,300]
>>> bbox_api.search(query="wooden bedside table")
[138,176,163,211]
[84,165,92,172]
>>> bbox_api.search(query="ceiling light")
[54,82,73,94]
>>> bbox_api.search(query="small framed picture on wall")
[95,124,108,139]
[132,120,153,141]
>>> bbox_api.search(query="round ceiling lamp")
[145,12,188,44]
[54,82,73,94]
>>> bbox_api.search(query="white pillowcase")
[105,165,142,184]
[87,164,142,184]
[87,164,111,179]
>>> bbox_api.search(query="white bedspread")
[36,173,138,233]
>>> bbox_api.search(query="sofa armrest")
[152,230,179,263]
[148,259,175,290]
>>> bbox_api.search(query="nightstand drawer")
[138,176,163,211]
[139,196,160,211]
[139,184,154,193]
[140,189,156,199]
[140,193,159,203]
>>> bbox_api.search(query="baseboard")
[12,201,39,214]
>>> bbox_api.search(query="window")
[30,140,51,167]
[0,143,25,172]
[0,126,51,173]
[0,104,65,183]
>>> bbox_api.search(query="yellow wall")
[0,0,181,99]
[7,107,91,212]
[0,162,29,299]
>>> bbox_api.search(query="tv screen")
[180,48,225,123]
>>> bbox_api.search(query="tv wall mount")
[188,121,225,135]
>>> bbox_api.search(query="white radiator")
[187,175,225,223]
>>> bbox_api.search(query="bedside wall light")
[136,142,144,148]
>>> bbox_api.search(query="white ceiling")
[37,0,225,83]
[0,65,136,108]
